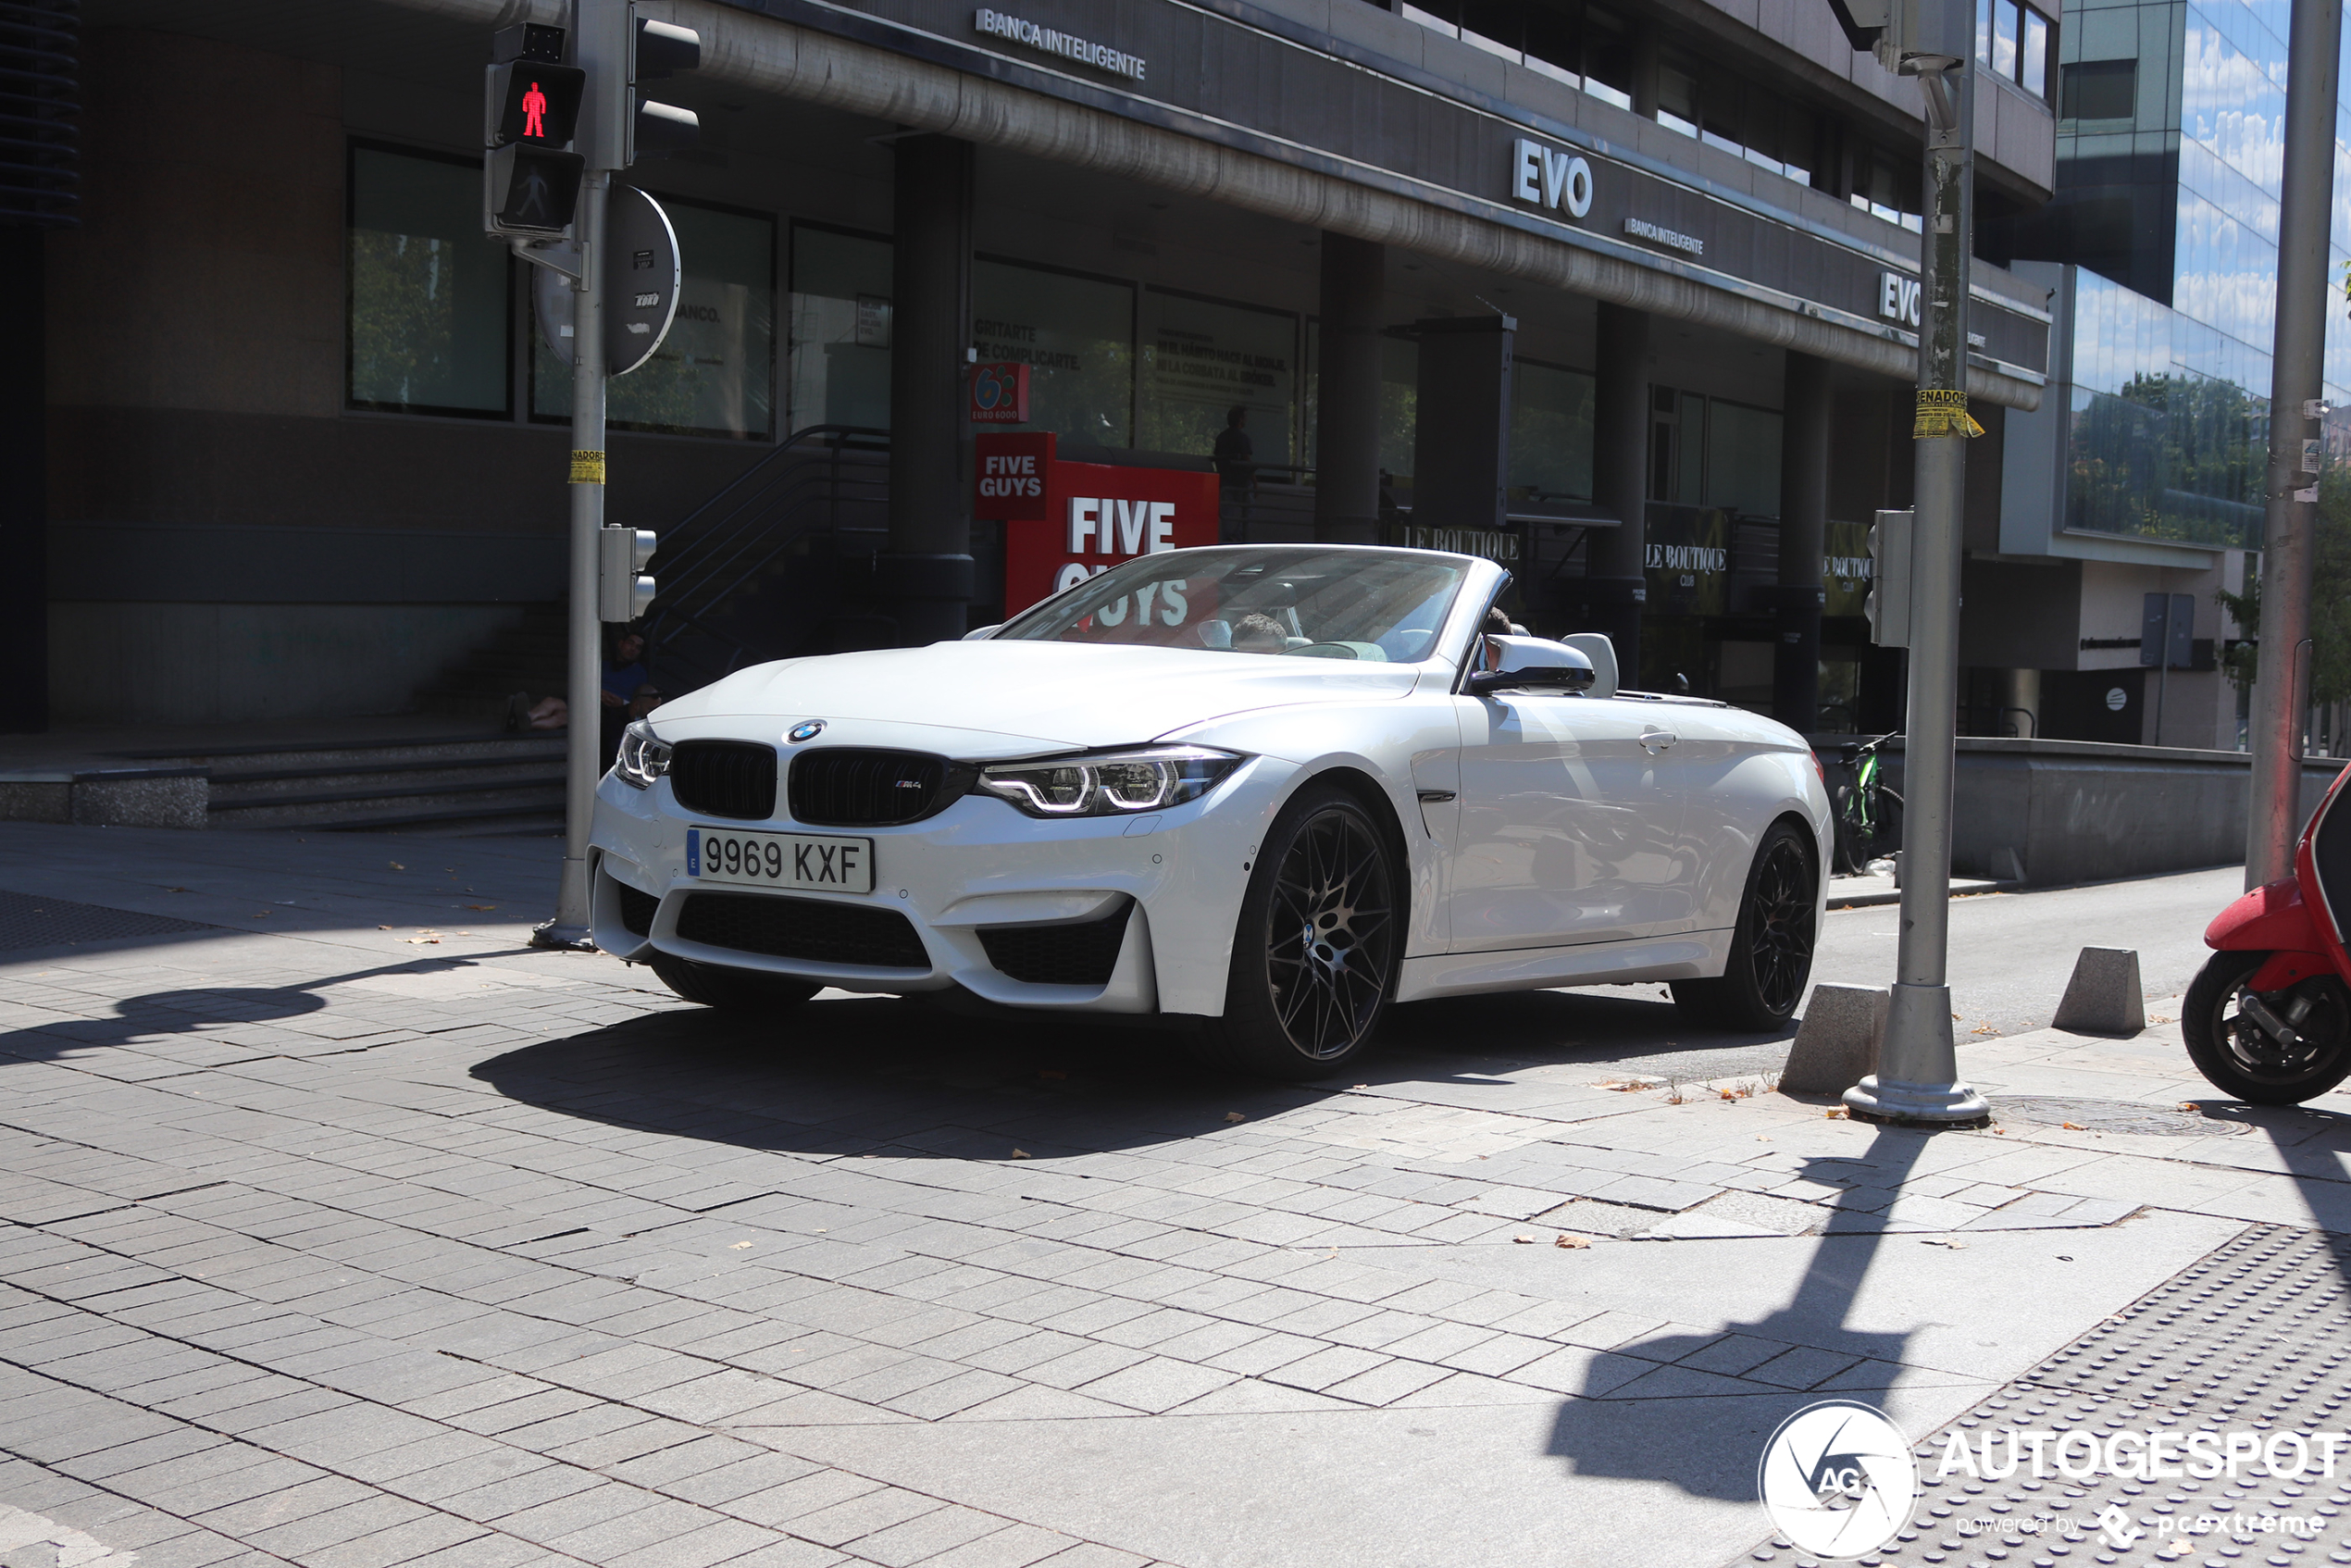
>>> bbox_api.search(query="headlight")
[614,720,671,790]
[976,746,1243,818]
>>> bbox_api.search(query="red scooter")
[2188,764,2351,1102]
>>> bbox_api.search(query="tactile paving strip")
[0,888,220,952]
[1737,1225,2351,1566]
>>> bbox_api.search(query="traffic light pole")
[1845,50,1990,1126]
[539,168,607,950]
[2245,0,2342,890]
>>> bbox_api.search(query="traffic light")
[484,23,586,235]
[599,526,657,622]
[1865,508,1912,649]
[628,12,702,164]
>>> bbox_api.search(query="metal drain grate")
[1993,1096,2251,1138]
[1737,1225,2351,1566]
[0,889,223,952]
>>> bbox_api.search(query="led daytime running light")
[615,720,672,790]
[976,746,1241,818]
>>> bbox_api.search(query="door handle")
[1640,729,1678,753]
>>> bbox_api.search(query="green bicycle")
[1831,731,1905,877]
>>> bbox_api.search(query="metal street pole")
[1846,44,1990,1126]
[2245,0,2341,890]
[535,0,618,950]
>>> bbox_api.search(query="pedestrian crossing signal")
[483,24,584,239]
[488,61,584,149]
[488,143,585,233]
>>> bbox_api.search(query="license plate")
[686,827,875,893]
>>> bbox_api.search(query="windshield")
[995,547,1472,665]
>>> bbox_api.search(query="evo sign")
[1879,270,1922,327]
[1510,138,1595,218]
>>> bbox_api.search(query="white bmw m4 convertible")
[590,544,1832,1078]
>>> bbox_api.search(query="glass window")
[1381,335,1418,486]
[536,195,776,439]
[786,224,891,435]
[1138,290,1300,472]
[1992,0,2020,81]
[2060,58,2135,119]
[999,545,1468,664]
[1658,65,1699,137]
[347,143,511,417]
[1977,0,1993,67]
[2021,8,2049,96]
[1705,400,1782,516]
[1510,360,1595,500]
[973,258,1136,448]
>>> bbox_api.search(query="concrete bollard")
[1780,984,1889,1095]
[2051,947,2146,1036]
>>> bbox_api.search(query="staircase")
[643,425,893,695]
[115,735,569,834]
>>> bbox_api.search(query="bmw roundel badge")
[787,720,826,743]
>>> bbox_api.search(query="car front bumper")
[588,753,1292,1017]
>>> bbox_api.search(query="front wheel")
[2182,950,2351,1104]
[649,953,820,1012]
[1197,785,1400,1079]
[1673,821,1820,1032]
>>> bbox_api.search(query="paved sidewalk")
[1,823,2346,1568]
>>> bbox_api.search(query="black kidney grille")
[616,882,658,936]
[675,890,929,969]
[668,740,777,820]
[977,900,1131,988]
[789,749,970,827]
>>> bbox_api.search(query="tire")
[1197,784,1401,1079]
[1673,821,1820,1032]
[649,953,820,1012]
[2182,949,2351,1104]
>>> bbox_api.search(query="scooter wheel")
[2183,949,2351,1104]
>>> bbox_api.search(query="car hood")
[653,639,1427,754]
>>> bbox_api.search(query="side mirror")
[1465,635,1597,697]
[1561,632,1617,699]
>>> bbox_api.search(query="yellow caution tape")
[568,449,607,484]
[1913,388,1984,439]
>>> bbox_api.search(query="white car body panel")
[589,547,1834,1025]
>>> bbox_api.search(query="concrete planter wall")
[1858,739,2346,887]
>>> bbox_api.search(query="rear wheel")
[1673,822,1819,1031]
[2183,949,2351,1104]
[1198,785,1399,1079]
[649,953,820,1012]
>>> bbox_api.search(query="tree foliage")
[2216,467,2351,706]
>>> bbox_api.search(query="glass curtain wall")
[347,144,511,417]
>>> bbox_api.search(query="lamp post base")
[1842,980,1991,1125]
[1843,1072,1991,1126]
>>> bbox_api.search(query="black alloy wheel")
[2183,949,2351,1104]
[1673,822,1820,1031]
[1202,785,1399,1078]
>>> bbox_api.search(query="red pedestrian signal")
[488,61,583,150]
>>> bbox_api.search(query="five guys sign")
[975,432,1220,616]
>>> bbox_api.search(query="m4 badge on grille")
[787,720,826,743]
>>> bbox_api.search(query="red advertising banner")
[968,362,1031,424]
[975,435,1221,616]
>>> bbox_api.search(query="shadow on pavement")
[1548,1125,1931,1501]
[0,952,525,1064]
[466,984,1800,1160]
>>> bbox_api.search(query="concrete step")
[207,756,566,803]
[209,778,566,830]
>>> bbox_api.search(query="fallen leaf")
[1554,1234,1591,1250]
[1512,1234,1537,1244]
[728,1241,753,1250]
[2060,1121,2085,1131]
[1666,1094,1685,1105]
[1351,1083,1369,1089]
[378,926,392,930]
[404,937,441,945]
[1010,1149,1031,1160]
[2178,1101,2199,1112]
[250,911,269,918]
[389,862,404,870]
[1756,1134,1772,1141]
[465,904,497,912]
[1824,1108,1847,1119]
[1223,1111,1246,1124]
[162,886,190,893]
[1922,1238,1967,1249]
[1718,1089,1736,1101]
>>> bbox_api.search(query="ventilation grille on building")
[675,890,928,969]
[977,901,1130,988]
[789,749,970,828]
[668,740,778,820]
[0,0,81,229]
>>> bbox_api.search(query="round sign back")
[532,184,682,378]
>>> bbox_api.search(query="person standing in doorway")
[1213,406,1255,542]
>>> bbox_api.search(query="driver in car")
[1229,612,1290,654]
